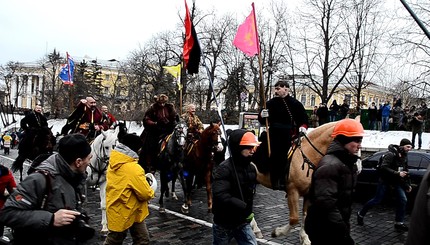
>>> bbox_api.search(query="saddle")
[159,134,172,155]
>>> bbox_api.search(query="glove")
[246,212,254,223]
[299,127,307,134]
[260,109,269,118]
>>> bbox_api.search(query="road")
[0,148,409,245]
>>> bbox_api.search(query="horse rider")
[181,103,204,149]
[258,80,309,190]
[101,105,117,129]
[139,94,178,172]
[12,105,48,172]
[61,96,108,141]
[305,118,364,245]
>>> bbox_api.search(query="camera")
[72,212,95,241]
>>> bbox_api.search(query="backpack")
[376,153,387,171]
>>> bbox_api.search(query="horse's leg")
[271,188,300,238]
[299,196,311,245]
[100,181,108,234]
[19,167,23,182]
[159,171,167,213]
[181,172,193,214]
[171,170,178,200]
[205,166,213,213]
[250,217,263,239]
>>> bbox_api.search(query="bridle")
[289,132,325,177]
[88,133,118,187]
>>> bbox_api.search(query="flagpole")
[252,3,271,157]
[179,64,183,115]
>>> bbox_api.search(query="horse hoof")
[255,231,263,239]
[100,230,108,238]
[159,207,166,213]
[181,204,189,214]
[172,192,178,200]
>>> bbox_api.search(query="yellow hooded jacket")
[106,147,155,232]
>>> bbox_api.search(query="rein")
[88,136,113,187]
[293,132,325,177]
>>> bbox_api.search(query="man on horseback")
[12,105,48,173]
[181,103,204,151]
[61,97,108,141]
[305,118,364,245]
[259,80,308,190]
[139,94,178,172]
[101,105,117,129]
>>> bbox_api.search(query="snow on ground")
[3,118,429,151]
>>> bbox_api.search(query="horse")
[11,126,56,181]
[86,122,127,234]
[157,121,187,212]
[181,122,224,213]
[251,117,362,244]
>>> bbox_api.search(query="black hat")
[120,133,142,154]
[274,80,289,88]
[399,138,412,147]
[59,134,91,164]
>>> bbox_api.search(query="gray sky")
[0,0,279,65]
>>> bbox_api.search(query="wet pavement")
[1,149,410,245]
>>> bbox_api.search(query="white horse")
[86,127,121,234]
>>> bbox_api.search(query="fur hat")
[120,133,142,154]
[158,94,168,103]
[59,134,91,164]
[399,138,412,147]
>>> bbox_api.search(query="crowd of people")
[0,88,429,244]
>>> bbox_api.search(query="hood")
[109,143,139,171]
[36,153,86,188]
[327,140,360,167]
[228,129,254,165]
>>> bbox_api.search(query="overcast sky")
[0,0,288,65]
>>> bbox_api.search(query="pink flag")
[233,3,260,56]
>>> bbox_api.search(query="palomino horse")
[11,126,56,181]
[252,117,362,244]
[181,122,223,213]
[157,121,187,212]
[86,123,127,234]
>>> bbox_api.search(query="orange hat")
[331,119,364,138]
[239,132,260,146]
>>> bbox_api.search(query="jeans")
[381,116,389,131]
[359,181,407,223]
[213,223,257,245]
[104,221,149,245]
[412,131,422,148]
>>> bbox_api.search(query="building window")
[344,94,351,105]
[310,95,316,107]
[301,94,307,106]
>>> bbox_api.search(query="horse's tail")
[11,155,26,173]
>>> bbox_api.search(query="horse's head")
[173,122,187,147]
[34,126,55,154]
[202,122,223,153]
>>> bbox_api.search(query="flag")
[59,52,75,85]
[233,3,260,56]
[183,0,201,75]
[163,64,182,90]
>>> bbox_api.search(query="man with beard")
[61,97,108,141]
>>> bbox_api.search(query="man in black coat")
[258,80,308,190]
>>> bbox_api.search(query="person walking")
[2,133,11,155]
[410,112,423,150]
[0,165,16,242]
[357,138,413,232]
[0,134,95,244]
[212,129,260,245]
[258,80,308,190]
[405,165,430,245]
[304,119,364,245]
[104,133,155,245]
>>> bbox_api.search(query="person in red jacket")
[0,165,16,240]
[101,105,117,129]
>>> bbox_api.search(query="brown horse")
[181,122,223,213]
[252,121,336,244]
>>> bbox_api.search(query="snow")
[3,118,429,151]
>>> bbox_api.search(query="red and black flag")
[183,0,201,75]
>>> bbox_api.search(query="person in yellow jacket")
[104,133,155,245]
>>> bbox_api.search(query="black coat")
[20,111,48,130]
[379,144,411,189]
[305,140,358,245]
[212,129,257,229]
